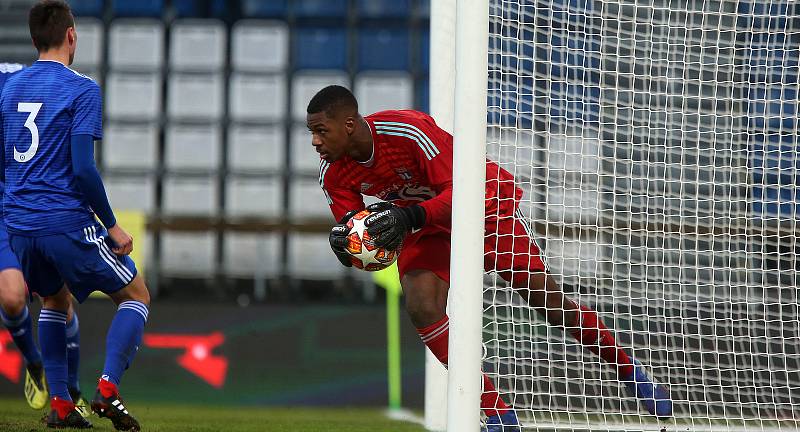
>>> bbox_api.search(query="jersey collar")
[35,59,67,67]
[359,118,377,167]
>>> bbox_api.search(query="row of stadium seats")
[102,72,414,123]
[75,19,429,73]
[157,231,348,279]
[105,175,327,218]
[745,1,800,217]
[70,0,430,20]
[104,123,371,174]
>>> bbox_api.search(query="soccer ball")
[345,210,401,271]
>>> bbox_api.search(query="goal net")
[482,0,800,430]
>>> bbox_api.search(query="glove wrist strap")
[399,205,426,230]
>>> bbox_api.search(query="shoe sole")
[91,401,140,431]
[44,412,93,429]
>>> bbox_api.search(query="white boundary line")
[520,422,796,432]
[384,408,427,426]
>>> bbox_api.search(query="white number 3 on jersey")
[15,102,42,162]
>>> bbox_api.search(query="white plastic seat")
[104,174,156,213]
[106,72,162,121]
[165,123,222,170]
[169,19,227,72]
[542,236,603,287]
[354,72,414,114]
[161,175,219,216]
[228,73,286,122]
[108,19,164,71]
[291,71,350,121]
[103,123,158,169]
[225,176,282,218]
[231,20,289,72]
[72,18,104,71]
[288,233,346,279]
[167,73,224,120]
[290,124,322,173]
[161,232,217,277]
[547,134,600,175]
[223,233,280,278]
[544,185,599,224]
[289,179,331,219]
[227,124,285,172]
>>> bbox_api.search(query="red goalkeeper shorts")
[397,209,547,284]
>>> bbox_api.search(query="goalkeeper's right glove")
[329,210,358,267]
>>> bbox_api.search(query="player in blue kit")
[0,62,89,416]
[0,2,150,430]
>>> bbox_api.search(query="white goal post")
[440,0,800,431]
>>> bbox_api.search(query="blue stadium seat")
[751,186,798,218]
[750,134,798,186]
[172,0,198,17]
[746,85,798,130]
[240,0,288,18]
[357,27,410,71]
[70,0,104,17]
[738,0,791,16]
[293,27,348,70]
[418,29,429,73]
[548,34,602,80]
[356,0,410,19]
[173,0,224,17]
[291,0,348,19]
[737,1,794,29]
[416,0,430,19]
[487,77,539,129]
[550,0,591,28]
[747,46,800,84]
[112,0,164,17]
[416,77,429,113]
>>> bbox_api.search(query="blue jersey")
[0,63,25,200]
[0,60,103,235]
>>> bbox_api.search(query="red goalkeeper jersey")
[319,110,521,231]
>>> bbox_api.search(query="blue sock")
[66,314,80,393]
[102,301,148,386]
[39,309,70,401]
[1,306,42,366]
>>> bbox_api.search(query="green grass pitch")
[0,397,427,432]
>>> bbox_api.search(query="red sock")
[98,377,118,398]
[569,305,634,377]
[51,396,75,419]
[417,315,510,417]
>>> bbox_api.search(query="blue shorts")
[0,220,21,272]
[10,222,138,303]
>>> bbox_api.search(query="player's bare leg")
[0,268,50,410]
[40,287,92,429]
[402,270,520,431]
[400,270,447,328]
[90,274,150,432]
[513,272,672,418]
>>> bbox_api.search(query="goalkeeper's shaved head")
[307,85,359,118]
[306,85,372,163]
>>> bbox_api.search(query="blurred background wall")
[0,302,426,406]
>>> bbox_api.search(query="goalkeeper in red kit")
[307,85,672,430]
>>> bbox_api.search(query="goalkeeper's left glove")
[364,202,426,250]
[329,210,359,267]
